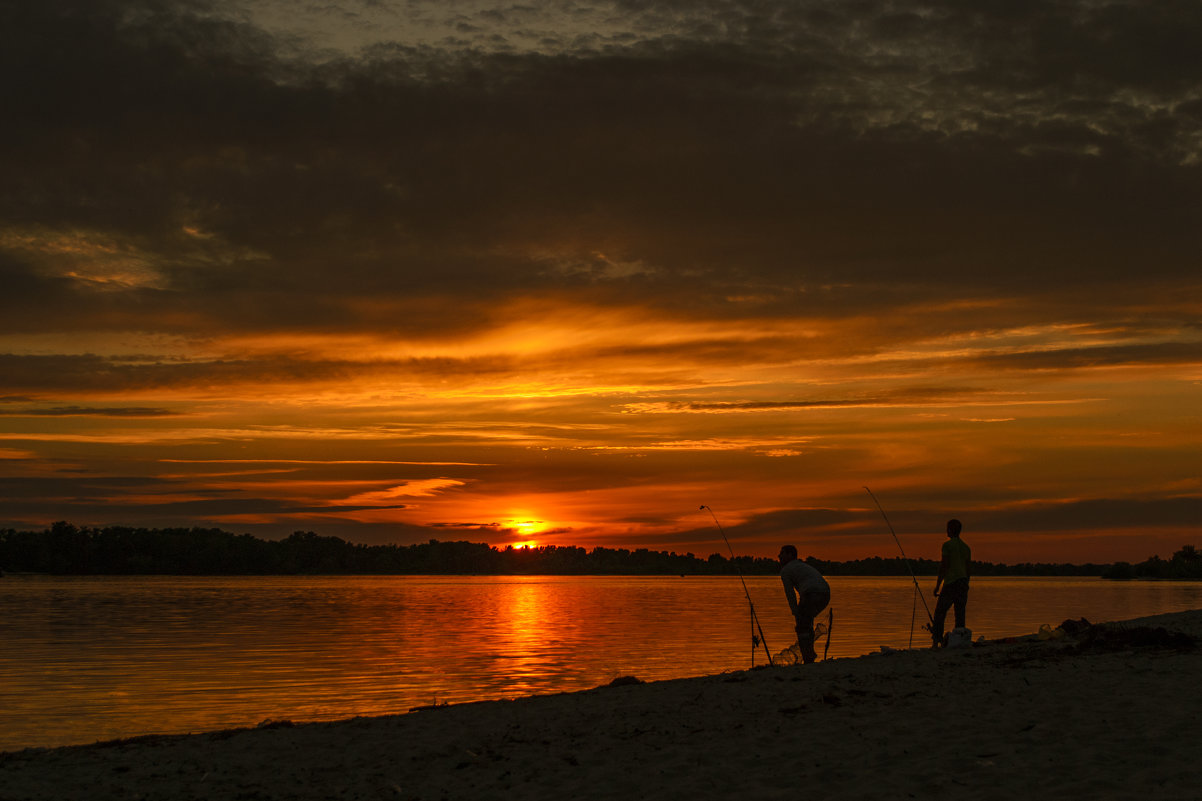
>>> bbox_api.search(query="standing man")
[931,518,971,647]
[778,544,830,663]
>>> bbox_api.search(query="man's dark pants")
[795,590,831,663]
[932,578,969,645]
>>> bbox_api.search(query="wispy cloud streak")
[0,1,1198,561]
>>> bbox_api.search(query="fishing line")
[823,607,834,661]
[863,487,934,645]
[700,505,774,667]
[909,583,918,649]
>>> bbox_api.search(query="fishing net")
[773,621,828,665]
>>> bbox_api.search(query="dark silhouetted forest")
[1100,545,1202,580]
[0,522,1153,577]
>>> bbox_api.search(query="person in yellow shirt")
[931,518,970,647]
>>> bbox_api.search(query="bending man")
[931,518,971,647]
[778,544,831,663]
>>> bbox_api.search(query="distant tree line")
[0,522,1191,578]
[1101,545,1202,580]
[0,523,761,576]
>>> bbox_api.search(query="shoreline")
[3,608,1200,799]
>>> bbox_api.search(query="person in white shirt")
[778,544,831,663]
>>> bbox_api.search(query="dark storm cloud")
[0,473,404,518]
[110,498,409,516]
[0,405,182,417]
[977,495,1202,532]
[649,492,1202,551]
[0,496,404,519]
[623,385,1015,413]
[965,341,1202,371]
[633,506,868,547]
[0,351,537,394]
[0,354,349,394]
[0,475,179,495]
[3,0,1200,345]
[647,399,904,412]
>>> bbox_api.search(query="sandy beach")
[2,609,1199,800]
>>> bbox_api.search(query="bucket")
[946,627,973,649]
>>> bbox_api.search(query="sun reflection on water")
[4,575,1202,751]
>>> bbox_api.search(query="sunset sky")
[2,0,1199,563]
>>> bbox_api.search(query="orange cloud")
[344,479,469,505]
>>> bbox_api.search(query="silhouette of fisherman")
[778,544,830,663]
[931,518,971,647]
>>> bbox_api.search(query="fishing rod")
[701,505,773,667]
[863,487,934,629]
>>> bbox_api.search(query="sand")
[2,609,1200,800]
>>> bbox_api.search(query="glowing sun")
[505,514,547,546]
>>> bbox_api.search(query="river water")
[2,574,1199,752]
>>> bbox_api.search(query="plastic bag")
[946,627,973,648]
[1037,623,1066,641]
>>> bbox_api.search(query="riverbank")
[3,609,1200,800]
